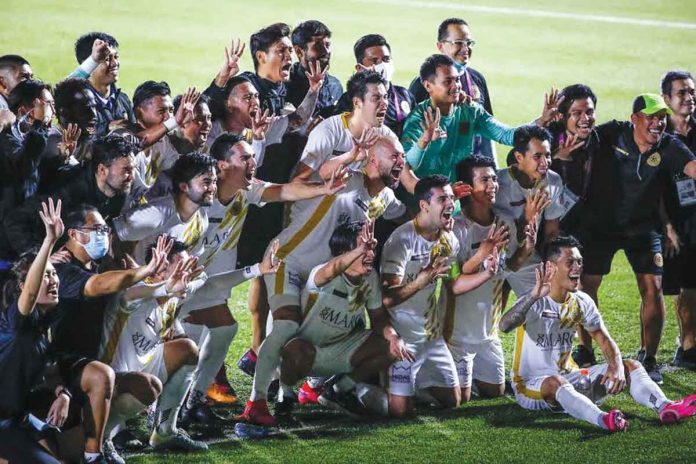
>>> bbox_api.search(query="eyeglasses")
[442,39,476,48]
[78,225,112,235]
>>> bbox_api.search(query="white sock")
[104,393,146,440]
[280,383,295,401]
[190,323,238,402]
[307,376,326,389]
[84,452,101,462]
[181,321,206,345]
[555,383,605,429]
[334,376,357,393]
[250,319,299,401]
[629,366,671,412]
[158,364,195,434]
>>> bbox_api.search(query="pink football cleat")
[659,394,696,424]
[602,409,628,432]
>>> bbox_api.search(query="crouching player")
[499,236,696,432]
[279,220,413,417]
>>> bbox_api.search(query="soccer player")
[0,54,33,110]
[494,125,566,296]
[381,175,499,417]
[409,18,495,158]
[287,20,343,119]
[446,156,537,401]
[240,136,407,426]
[279,220,412,417]
[69,32,135,136]
[176,134,346,422]
[574,94,696,383]
[499,236,696,432]
[661,70,696,368]
[334,34,414,137]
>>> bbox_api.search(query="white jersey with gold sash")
[380,221,459,344]
[204,120,272,166]
[298,265,382,347]
[511,290,604,389]
[113,195,208,263]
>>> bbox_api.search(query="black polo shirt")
[548,122,600,199]
[589,120,695,236]
[50,255,108,360]
[334,83,415,137]
[664,115,696,245]
[286,62,343,119]
[86,83,135,138]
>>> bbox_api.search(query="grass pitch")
[4,0,696,462]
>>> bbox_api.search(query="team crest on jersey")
[647,152,661,167]
[654,253,663,267]
[367,197,387,219]
[229,198,243,216]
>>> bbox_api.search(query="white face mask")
[372,61,394,83]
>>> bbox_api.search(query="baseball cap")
[632,93,673,115]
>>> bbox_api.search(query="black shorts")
[55,354,93,390]
[662,245,696,295]
[577,231,663,276]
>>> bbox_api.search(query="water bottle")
[234,422,269,440]
[574,368,592,398]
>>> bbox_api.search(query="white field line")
[351,0,696,30]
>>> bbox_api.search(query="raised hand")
[418,106,447,148]
[539,87,565,126]
[121,253,139,270]
[357,219,377,252]
[216,38,245,87]
[416,255,450,287]
[322,166,349,195]
[260,239,282,274]
[165,258,191,297]
[523,188,551,224]
[553,133,585,161]
[39,198,64,243]
[351,127,380,162]
[30,97,52,127]
[174,86,200,127]
[90,38,112,62]
[251,108,276,140]
[57,123,82,160]
[523,214,539,250]
[305,60,327,93]
[144,235,173,276]
[452,181,473,200]
[480,221,510,256]
[530,262,556,299]
[483,245,500,275]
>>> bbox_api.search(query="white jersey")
[114,195,208,263]
[99,288,184,372]
[275,174,406,276]
[493,168,567,222]
[444,214,516,345]
[299,113,396,178]
[204,120,274,167]
[199,179,269,275]
[380,221,460,344]
[134,135,180,189]
[298,265,382,347]
[511,290,604,384]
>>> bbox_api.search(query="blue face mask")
[78,230,110,260]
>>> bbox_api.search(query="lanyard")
[391,87,404,122]
[461,69,474,98]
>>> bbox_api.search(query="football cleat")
[238,348,258,377]
[102,438,126,464]
[659,394,696,424]
[274,393,297,418]
[602,409,628,432]
[298,381,324,405]
[318,388,366,418]
[150,428,209,451]
[674,347,696,370]
[207,383,238,405]
[642,356,664,385]
[179,401,223,427]
[236,399,277,427]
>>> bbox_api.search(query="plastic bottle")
[234,422,269,440]
[574,368,592,398]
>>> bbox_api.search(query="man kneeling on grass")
[499,236,696,432]
[279,220,413,418]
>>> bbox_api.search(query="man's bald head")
[367,136,405,188]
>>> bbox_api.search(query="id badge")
[559,186,579,219]
[676,177,696,207]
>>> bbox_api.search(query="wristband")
[57,387,72,399]
[163,117,179,133]
[243,263,262,279]
[79,56,99,75]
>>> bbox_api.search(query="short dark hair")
[64,204,99,231]
[7,79,51,113]
[557,84,597,117]
[353,34,390,63]
[661,70,694,96]
[170,152,216,193]
[145,235,188,263]
[210,76,252,121]
[419,54,456,83]
[291,20,331,49]
[543,235,582,262]
[54,78,90,114]
[437,18,469,42]
[132,80,171,109]
[210,133,246,161]
[74,32,118,64]
[415,174,450,205]
[91,134,138,170]
[0,54,30,72]
[346,71,386,109]
[173,92,209,114]
[250,23,291,70]
[513,125,552,155]
[329,221,363,257]
[455,155,496,185]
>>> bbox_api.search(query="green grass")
[4,1,696,462]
